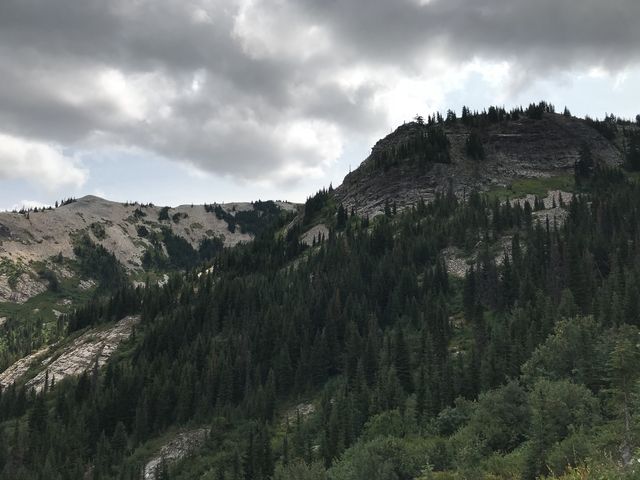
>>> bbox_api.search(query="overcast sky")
[1,0,639,209]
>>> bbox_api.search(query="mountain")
[0,195,296,304]
[335,106,624,215]
[3,105,640,480]
[0,196,297,380]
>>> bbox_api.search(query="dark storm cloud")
[293,0,640,69]
[0,0,638,184]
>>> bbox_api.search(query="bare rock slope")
[143,429,209,480]
[335,113,622,216]
[0,197,296,303]
[0,315,139,391]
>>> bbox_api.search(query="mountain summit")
[335,104,624,215]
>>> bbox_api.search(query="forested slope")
[3,105,640,479]
[2,161,640,479]
[0,198,296,389]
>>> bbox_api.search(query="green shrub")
[90,222,107,240]
[158,206,170,221]
[327,436,428,480]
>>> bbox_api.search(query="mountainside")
[335,108,624,215]
[0,196,296,305]
[4,105,640,480]
[0,195,297,380]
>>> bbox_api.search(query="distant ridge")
[334,107,626,215]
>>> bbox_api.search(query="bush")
[465,131,485,161]
[274,460,327,480]
[39,268,60,293]
[327,436,428,480]
[172,212,188,223]
[521,316,604,390]
[545,430,595,477]
[73,234,126,289]
[158,206,170,221]
[462,381,530,453]
[133,207,147,219]
[90,222,107,240]
[136,225,149,238]
[362,410,405,441]
[431,398,473,436]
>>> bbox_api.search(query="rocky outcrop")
[441,190,572,278]
[0,272,46,303]
[335,113,622,216]
[0,315,139,391]
[143,429,209,480]
[301,224,329,246]
[0,344,51,389]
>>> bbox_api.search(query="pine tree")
[336,204,347,230]
[393,328,413,393]
[608,326,640,464]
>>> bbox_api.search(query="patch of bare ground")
[0,315,139,391]
[301,224,329,246]
[143,429,209,480]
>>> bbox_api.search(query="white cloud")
[9,199,52,211]
[0,0,638,196]
[233,0,331,60]
[0,133,87,191]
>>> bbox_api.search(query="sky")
[0,0,639,210]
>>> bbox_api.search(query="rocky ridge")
[334,113,622,216]
[0,196,297,304]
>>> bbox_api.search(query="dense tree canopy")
[4,166,640,478]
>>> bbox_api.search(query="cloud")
[9,200,52,212]
[290,0,640,70]
[0,0,638,188]
[0,133,87,191]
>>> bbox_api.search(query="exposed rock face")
[0,197,297,303]
[301,224,329,246]
[283,402,316,424]
[0,315,139,391]
[442,247,473,279]
[516,189,573,227]
[143,429,209,480]
[335,114,622,216]
[442,190,572,279]
[0,344,51,389]
[0,272,47,303]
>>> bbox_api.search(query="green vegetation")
[0,267,95,371]
[73,233,127,290]
[6,163,640,479]
[625,129,640,171]
[370,123,450,171]
[485,174,575,201]
[303,187,336,227]
[206,201,290,235]
[236,201,288,235]
[211,204,237,232]
[141,228,224,271]
[526,101,555,120]
[465,130,485,161]
[172,212,188,224]
[90,222,107,240]
[136,224,149,237]
[0,259,26,290]
[158,206,170,221]
[133,207,147,219]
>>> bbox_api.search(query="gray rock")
[334,114,622,216]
